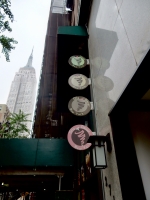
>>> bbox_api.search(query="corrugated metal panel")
[52,7,64,14]
[53,0,64,7]
[52,0,67,14]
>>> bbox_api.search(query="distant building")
[7,50,37,132]
[0,104,10,124]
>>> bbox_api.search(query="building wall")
[88,0,150,199]
[33,10,71,138]
[89,0,150,106]
[0,104,10,124]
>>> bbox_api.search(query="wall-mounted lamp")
[87,133,112,169]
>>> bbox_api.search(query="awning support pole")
[58,175,63,191]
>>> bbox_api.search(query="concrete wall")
[88,0,150,199]
[89,0,150,106]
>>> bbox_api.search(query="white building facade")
[88,0,150,199]
[7,50,37,131]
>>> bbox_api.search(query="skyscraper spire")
[31,46,34,56]
[25,48,34,67]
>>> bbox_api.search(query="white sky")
[0,0,51,103]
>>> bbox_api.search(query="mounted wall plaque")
[68,96,91,116]
[68,74,89,90]
[68,55,87,68]
[67,125,93,150]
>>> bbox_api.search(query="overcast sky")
[0,0,51,103]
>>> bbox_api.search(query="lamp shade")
[92,146,107,169]
[87,135,107,169]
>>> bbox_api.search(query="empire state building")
[7,50,37,130]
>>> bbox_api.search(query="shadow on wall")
[89,26,118,134]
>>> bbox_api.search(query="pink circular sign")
[67,125,93,150]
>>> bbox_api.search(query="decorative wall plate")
[68,74,89,90]
[68,96,91,116]
[67,124,93,150]
[68,55,87,68]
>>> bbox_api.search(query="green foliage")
[0,15,12,32]
[0,0,18,61]
[0,110,31,138]
[0,0,14,21]
[0,35,17,61]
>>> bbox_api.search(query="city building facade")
[0,104,10,124]
[0,0,150,200]
[7,50,37,131]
